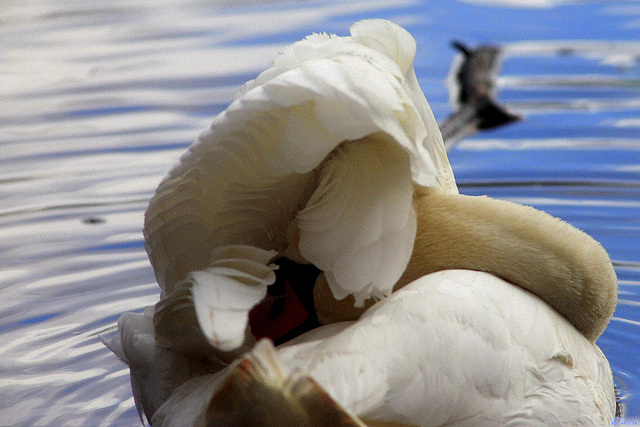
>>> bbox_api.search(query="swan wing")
[144,19,457,350]
[277,270,615,426]
[350,19,456,193]
[296,137,417,305]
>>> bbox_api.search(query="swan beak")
[204,339,366,427]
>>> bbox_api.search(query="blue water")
[1,0,639,425]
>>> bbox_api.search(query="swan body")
[110,270,615,426]
[109,19,619,425]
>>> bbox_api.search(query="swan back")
[138,271,615,426]
[278,270,616,426]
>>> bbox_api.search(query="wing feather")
[154,245,277,352]
[297,136,416,305]
[143,19,457,350]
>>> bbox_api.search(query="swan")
[145,18,456,354]
[115,269,616,426]
[108,19,618,425]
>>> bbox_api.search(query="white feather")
[277,270,615,426]
[131,270,615,426]
[144,19,455,351]
[296,136,416,305]
[164,245,277,352]
[104,308,225,423]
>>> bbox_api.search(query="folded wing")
[144,19,457,351]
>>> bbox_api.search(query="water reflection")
[1,0,639,424]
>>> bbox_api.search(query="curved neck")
[398,189,617,342]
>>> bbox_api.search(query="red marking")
[249,280,309,342]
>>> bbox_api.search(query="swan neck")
[398,190,617,342]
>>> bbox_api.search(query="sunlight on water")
[1,0,639,425]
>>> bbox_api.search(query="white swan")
[124,269,615,426]
[109,19,618,425]
[111,268,616,426]
[145,19,456,353]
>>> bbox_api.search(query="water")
[1,0,638,425]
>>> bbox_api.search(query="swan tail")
[154,245,277,352]
[204,339,367,427]
[102,310,153,423]
[105,309,225,423]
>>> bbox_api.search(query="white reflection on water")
[459,0,582,8]
[616,119,640,128]
[503,40,640,68]
[1,0,640,425]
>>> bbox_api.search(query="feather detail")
[143,19,458,351]
[151,339,368,426]
[277,270,615,426]
[190,245,277,351]
[350,19,417,73]
[204,339,367,427]
[105,308,225,423]
[296,137,416,305]
[153,245,277,352]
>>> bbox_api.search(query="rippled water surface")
[1,0,639,425]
